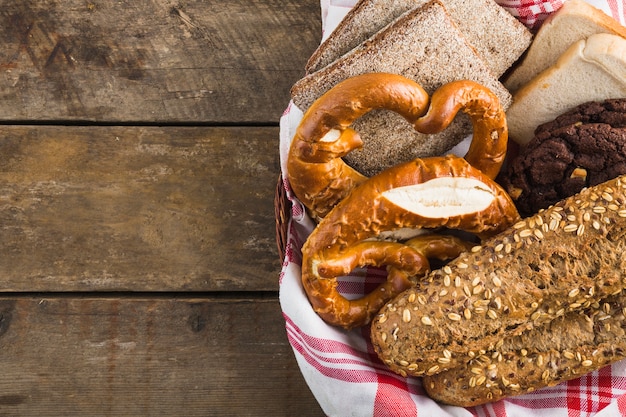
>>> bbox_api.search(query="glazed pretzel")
[287,73,430,219]
[414,80,509,180]
[301,156,520,329]
[287,74,509,219]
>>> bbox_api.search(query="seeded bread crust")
[423,291,626,406]
[370,175,626,379]
[306,0,532,76]
[291,0,512,176]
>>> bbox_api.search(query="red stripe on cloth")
[373,377,419,417]
[284,315,411,387]
[288,333,379,383]
[606,0,626,23]
[285,314,413,377]
[474,399,508,417]
[566,367,622,416]
[496,0,564,28]
[285,315,369,357]
[336,267,387,296]
[616,393,626,415]
[359,328,420,417]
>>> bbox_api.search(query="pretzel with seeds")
[287,74,509,219]
[301,155,520,329]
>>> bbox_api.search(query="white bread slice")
[506,33,626,145]
[306,0,532,77]
[291,0,512,176]
[504,0,626,93]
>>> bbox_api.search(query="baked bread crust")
[306,0,532,77]
[370,175,626,381]
[423,290,626,406]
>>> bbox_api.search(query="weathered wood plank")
[0,295,323,416]
[0,0,321,123]
[0,125,282,292]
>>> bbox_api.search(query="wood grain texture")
[0,0,321,123]
[0,125,281,292]
[0,0,325,413]
[0,295,323,416]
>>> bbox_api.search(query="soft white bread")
[291,0,512,176]
[506,33,626,146]
[306,0,532,77]
[504,0,626,93]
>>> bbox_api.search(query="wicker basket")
[274,174,291,262]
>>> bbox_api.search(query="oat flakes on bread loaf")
[370,175,626,378]
[306,0,532,77]
[504,0,626,94]
[506,32,626,145]
[500,99,626,217]
[291,0,512,176]
[424,290,626,406]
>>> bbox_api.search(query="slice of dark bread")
[306,0,532,77]
[291,0,512,176]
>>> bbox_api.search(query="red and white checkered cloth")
[278,1,626,415]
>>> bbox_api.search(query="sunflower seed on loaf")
[423,290,626,406]
[370,174,626,378]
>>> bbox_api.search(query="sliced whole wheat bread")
[291,0,512,176]
[306,0,532,77]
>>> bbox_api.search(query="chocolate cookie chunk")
[500,99,626,217]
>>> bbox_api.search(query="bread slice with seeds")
[423,291,626,406]
[291,0,512,176]
[370,174,626,380]
[306,0,532,77]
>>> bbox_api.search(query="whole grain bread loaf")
[370,174,626,379]
[306,0,532,77]
[291,0,512,176]
[423,290,626,406]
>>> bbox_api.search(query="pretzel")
[287,74,509,219]
[414,80,508,180]
[287,73,430,219]
[301,155,520,329]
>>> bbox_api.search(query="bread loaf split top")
[370,174,626,378]
[423,289,626,406]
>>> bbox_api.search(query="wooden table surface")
[0,1,324,415]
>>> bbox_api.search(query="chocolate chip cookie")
[499,99,626,217]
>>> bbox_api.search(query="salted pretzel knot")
[287,74,508,219]
[414,80,508,180]
[301,156,520,329]
[287,73,430,220]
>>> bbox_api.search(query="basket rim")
[274,174,291,262]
